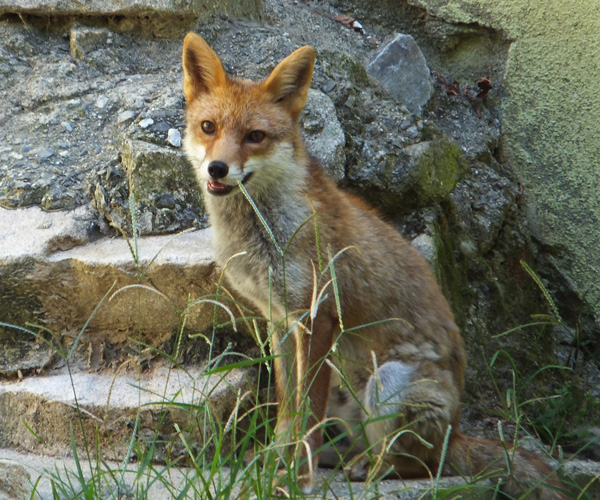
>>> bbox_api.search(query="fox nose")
[208,161,229,179]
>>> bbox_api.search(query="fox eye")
[247,130,266,143]
[201,121,215,134]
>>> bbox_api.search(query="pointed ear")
[261,46,315,119]
[182,33,227,103]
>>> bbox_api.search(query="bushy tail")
[445,431,569,499]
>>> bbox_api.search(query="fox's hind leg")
[348,360,461,480]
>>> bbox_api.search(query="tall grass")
[2,195,595,499]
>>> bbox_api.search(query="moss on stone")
[413,137,469,205]
[320,50,371,87]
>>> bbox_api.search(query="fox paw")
[344,455,370,481]
[273,468,315,495]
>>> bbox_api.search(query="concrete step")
[2,445,599,500]
[0,446,490,500]
[0,204,260,466]
[0,362,255,461]
[0,205,240,377]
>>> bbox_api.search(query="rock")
[153,121,171,133]
[562,459,600,498]
[95,96,109,109]
[347,137,468,210]
[367,33,433,115]
[0,341,54,378]
[449,164,518,253]
[139,118,154,129]
[411,233,436,266]
[166,128,181,148]
[405,124,419,139]
[40,187,77,210]
[118,138,206,235]
[430,92,501,162]
[36,147,54,161]
[117,110,136,124]
[70,27,111,62]
[301,89,346,180]
[60,121,74,132]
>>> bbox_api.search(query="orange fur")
[181,33,568,498]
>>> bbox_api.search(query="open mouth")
[207,172,253,196]
[207,181,234,196]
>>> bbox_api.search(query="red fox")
[181,33,568,498]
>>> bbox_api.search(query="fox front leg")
[271,324,297,446]
[290,311,337,493]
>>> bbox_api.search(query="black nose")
[208,161,229,179]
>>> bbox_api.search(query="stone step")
[0,362,254,460]
[0,446,491,500]
[1,363,599,500]
[0,205,241,376]
[3,445,599,500]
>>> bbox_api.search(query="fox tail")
[445,431,569,499]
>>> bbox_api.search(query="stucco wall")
[411,0,600,323]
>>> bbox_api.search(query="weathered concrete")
[0,447,498,500]
[0,206,232,375]
[0,363,253,459]
[0,0,262,21]
[0,205,95,261]
[0,458,30,500]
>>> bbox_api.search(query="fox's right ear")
[182,33,227,103]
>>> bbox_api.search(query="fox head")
[182,33,315,199]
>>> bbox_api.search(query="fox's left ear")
[262,46,315,119]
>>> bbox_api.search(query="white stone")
[95,96,109,109]
[166,128,182,147]
[139,117,154,128]
[117,110,136,124]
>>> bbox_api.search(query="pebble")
[139,118,154,129]
[117,110,136,124]
[153,121,171,133]
[61,121,74,132]
[405,125,419,139]
[95,96,109,109]
[37,148,55,161]
[323,81,336,93]
[156,193,177,209]
[166,128,182,148]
